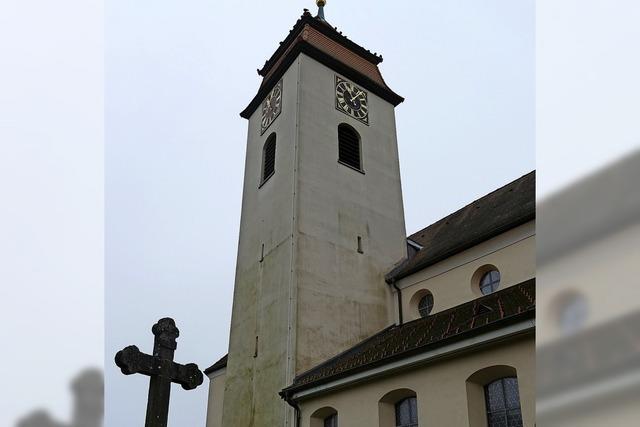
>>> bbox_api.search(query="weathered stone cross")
[115,318,204,427]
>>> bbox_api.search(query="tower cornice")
[258,10,383,78]
[240,10,404,119]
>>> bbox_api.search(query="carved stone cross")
[115,318,204,427]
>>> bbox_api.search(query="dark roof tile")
[204,354,228,376]
[284,279,535,394]
[387,171,536,282]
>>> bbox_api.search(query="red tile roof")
[241,10,403,119]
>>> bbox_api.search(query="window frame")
[479,269,501,295]
[323,413,338,427]
[484,377,523,427]
[417,293,434,318]
[260,133,277,187]
[337,123,365,174]
[310,407,338,427]
[394,396,418,427]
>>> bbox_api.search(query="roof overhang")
[240,41,404,119]
[282,318,535,402]
[258,12,383,78]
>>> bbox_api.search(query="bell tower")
[221,3,407,426]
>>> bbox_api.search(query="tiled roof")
[283,279,535,394]
[387,171,536,282]
[258,10,383,78]
[260,23,388,88]
[240,10,403,119]
[204,354,228,376]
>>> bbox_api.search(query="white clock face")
[261,80,283,134]
[335,76,369,125]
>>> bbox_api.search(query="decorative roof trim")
[258,11,383,78]
[282,279,535,396]
[240,41,404,119]
[283,319,534,401]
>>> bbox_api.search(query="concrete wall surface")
[222,52,406,427]
[294,54,407,374]
[221,60,301,427]
[206,370,226,427]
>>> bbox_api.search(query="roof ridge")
[408,170,536,239]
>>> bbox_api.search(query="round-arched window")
[480,270,501,295]
[323,413,337,427]
[418,293,434,318]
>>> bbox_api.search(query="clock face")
[261,79,283,134]
[335,76,369,125]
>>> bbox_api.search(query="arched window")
[480,269,501,295]
[338,124,362,171]
[379,389,418,427]
[484,377,523,427]
[310,407,338,427]
[261,133,276,184]
[324,413,338,427]
[395,397,418,427]
[466,365,524,427]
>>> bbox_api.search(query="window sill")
[338,160,365,175]
[258,171,275,189]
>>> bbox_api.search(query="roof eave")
[386,212,535,283]
[258,12,383,78]
[240,42,404,119]
[282,308,535,397]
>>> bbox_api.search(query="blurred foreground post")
[115,318,204,427]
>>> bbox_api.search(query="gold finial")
[316,0,327,20]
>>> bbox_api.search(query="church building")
[205,3,535,427]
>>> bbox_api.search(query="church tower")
[221,4,407,426]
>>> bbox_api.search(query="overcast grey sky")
[105,1,534,425]
[3,0,640,426]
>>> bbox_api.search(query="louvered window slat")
[262,134,276,183]
[338,124,361,170]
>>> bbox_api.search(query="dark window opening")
[323,414,338,427]
[395,397,418,427]
[485,377,523,427]
[357,236,363,254]
[338,124,361,171]
[261,133,276,184]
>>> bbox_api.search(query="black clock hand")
[345,88,355,103]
